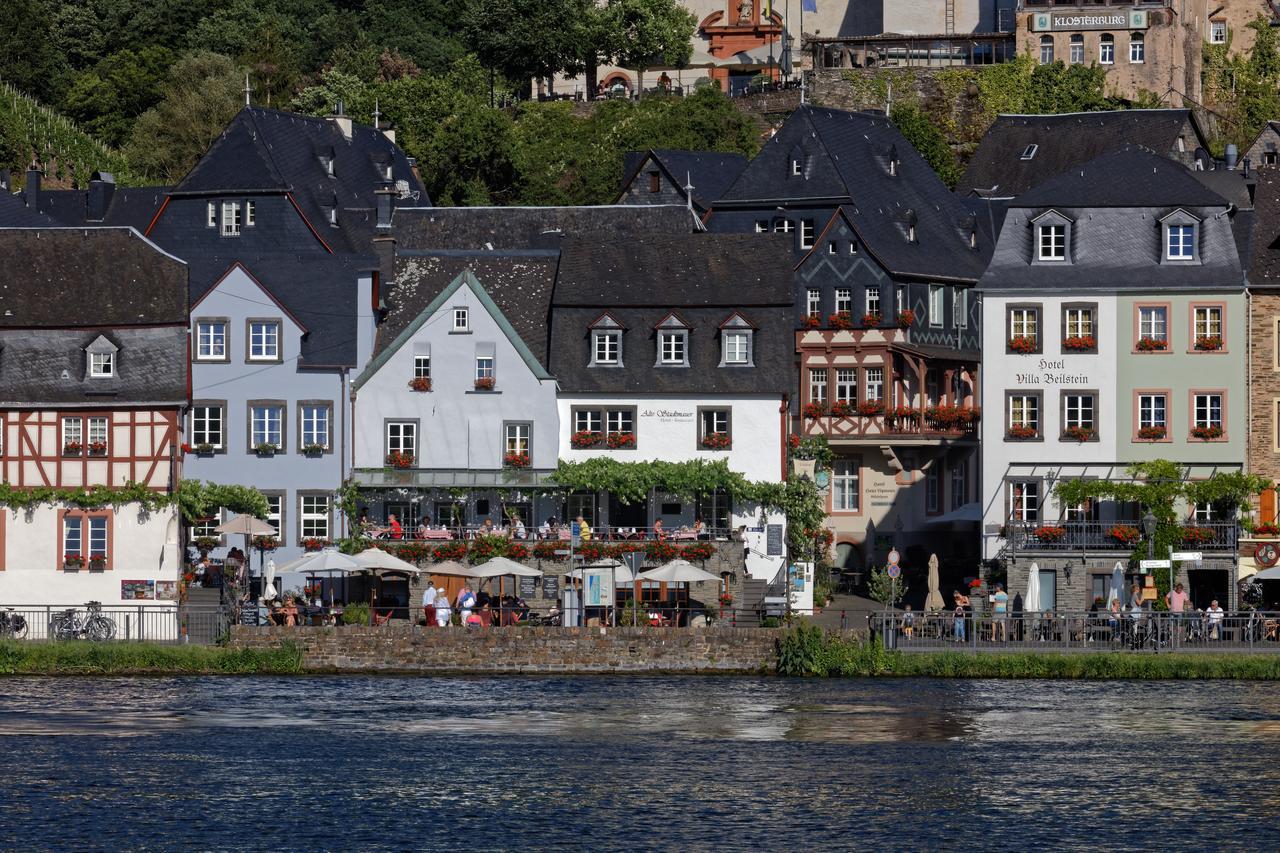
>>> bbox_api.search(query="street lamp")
[1141,511,1157,560]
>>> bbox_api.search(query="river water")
[2,675,1279,849]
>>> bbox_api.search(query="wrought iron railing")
[1004,521,1238,552]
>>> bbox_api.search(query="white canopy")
[636,560,721,584]
[568,560,635,584]
[425,560,481,577]
[354,548,423,574]
[274,548,362,575]
[469,557,542,578]
[215,514,277,536]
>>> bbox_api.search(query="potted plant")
[1062,335,1096,352]
[474,376,495,390]
[606,431,636,449]
[857,400,885,417]
[861,312,882,327]
[1033,525,1067,543]
[896,309,915,328]
[63,441,82,456]
[63,552,84,570]
[1136,337,1168,352]
[252,535,278,551]
[1253,523,1280,538]
[193,535,219,553]
[828,312,854,330]
[1007,425,1038,440]
[1063,425,1096,442]
[1008,335,1037,354]
[1194,335,1223,351]
[570,430,602,449]
[504,451,531,468]
[302,443,325,457]
[194,442,215,456]
[829,400,854,418]
[801,314,822,330]
[1107,525,1141,546]
[88,440,108,456]
[700,432,732,450]
[408,376,432,392]
[254,442,278,457]
[683,542,716,561]
[88,552,107,570]
[803,401,827,419]
[507,542,530,560]
[1137,425,1167,441]
[1190,424,1224,440]
[385,451,414,469]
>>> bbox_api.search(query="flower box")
[252,535,278,551]
[302,443,325,457]
[1194,336,1223,351]
[1008,335,1037,354]
[887,405,913,420]
[386,451,415,469]
[1135,337,1168,352]
[606,431,636,449]
[1007,425,1038,440]
[194,443,216,457]
[408,376,432,392]
[700,432,732,450]
[1137,425,1167,441]
[474,376,495,390]
[803,401,827,419]
[254,443,278,457]
[861,312,882,327]
[63,553,84,570]
[1108,525,1141,546]
[1181,525,1217,545]
[1062,335,1096,352]
[1253,523,1280,538]
[506,543,530,560]
[682,542,716,561]
[432,541,468,562]
[1033,526,1067,542]
[925,405,980,429]
[570,430,602,449]
[1190,425,1224,441]
[63,442,82,456]
[828,400,854,418]
[801,314,821,330]
[1063,426,1096,442]
[645,540,679,561]
[504,452,530,468]
[302,537,328,552]
[533,540,568,561]
[856,400,885,417]
[828,312,854,330]
[87,440,108,456]
[896,309,915,328]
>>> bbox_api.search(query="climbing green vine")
[0,479,268,523]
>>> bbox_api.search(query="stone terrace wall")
[230,624,786,674]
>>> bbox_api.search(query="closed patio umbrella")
[925,553,944,612]
[263,558,277,601]
[1025,563,1041,613]
[1109,562,1126,606]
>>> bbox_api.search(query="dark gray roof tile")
[391,204,693,250]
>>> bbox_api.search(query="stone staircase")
[181,586,228,643]
[730,578,770,627]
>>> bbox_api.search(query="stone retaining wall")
[230,624,786,674]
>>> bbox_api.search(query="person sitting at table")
[576,515,592,542]
[280,596,299,627]
[415,520,429,540]
[539,517,555,539]
[357,511,371,535]
[479,518,496,537]
[693,517,708,540]
[652,519,665,540]
[388,513,403,540]
[512,516,527,540]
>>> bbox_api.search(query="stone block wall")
[1249,289,1280,521]
[230,624,789,673]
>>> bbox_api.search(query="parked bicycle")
[51,601,116,641]
[0,607,27,639]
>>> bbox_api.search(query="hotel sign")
[1031,9,1148,31]
[1014,358,1090,387]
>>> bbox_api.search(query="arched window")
[1099,34,1114,64]
[1039,35,1054,65]
[1129,32,1144,63]
[1069,34,1084,64]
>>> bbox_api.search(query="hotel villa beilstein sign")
[1031,9,1148,31]
[1014,357,1090,387]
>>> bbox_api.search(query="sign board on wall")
[541,576,560,600]
[519,576,538,599]
[1031,9,1148,31]
[766,524,784,556]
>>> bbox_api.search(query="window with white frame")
[1069,33,1084,64]
[800,219,816,249]
[607,409,633,435]
[1010,307,1039,344]
[926,466,941,513]
[1009,394,1039,433]
[192,404,224,449]
[806,289,821,318]
[386,421,417,457]
[301,495,330,540]
[1193,393,1223,430]
[593,330,621,365]
[248,321,279,360]
[453,307,469,331]
[89,351,114,377]
[191,516,220,540]
[1064,306,1094,340]
[1099,33,1114,63]
[1192,502,1213,522]
[658,330,687,365]
[301,404,329,450]
[834,289,852,315]
[809,368,828,403]
[196,321,226,360]
[1063,393,1096,433]
[245,200,256,226]
[413,354,431,379]
[755,220,769,233]
[790,158,802,176]
[896,287,907,315]
[832,458,859,511]
[264,495,282,536]
[929,285,944,327]
[63,516,82,558]
[835,368,858,403]
[1210,20,1226,43]
[251,404,282,448]
[87,417,108,453]
[1130,32,1144,63]
[1009,481,1040,522]
[1166,224,1195,260]
[475,356,494,381]
[1037,224,1066,260]
[953,289,967,328]
[1138,394,1167,430]
[866,287,881,319]
[950,458,967,511]
[865,366,884,402]
[62,417,82,451]
[1138,306,1168,343]
[699,409,730,444]
[773,219,794,234]
[206,202,216,227]
[1194,306,1222,344]
[505,423,530,456]
[1021,144,1038,161]
[827,241,837,254]
[722,330,751,365]
[221,201,242,236]
[1039,35,1054,64]
[574,409,602,434]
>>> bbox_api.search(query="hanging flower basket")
[1062,335,1096,352]
[896,309,915,328]
[606,431,636,449]
[1107,525,1140,546]
[302,537,328,552]
[1008,335,1037,354]
[828,312,854,330]
[252,535,278,551]
[803,401,827,419]
[829,400,854,418]
[504,452,530,468]
[474,376,495,390]
[861,312,883,327]
[1137,426,1167,441]
[409,377,432,392]
[1190,425,1224,441]
[1194,336,1223,351]
[386,451,415,468]
[193,535,219,552]
[1136,337,1168,352]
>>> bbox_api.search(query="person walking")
[456,584,476,625]
[422,581,437,626]
[992,583,1009,642]
[434,589,452,627]
[1165,581,1189,644]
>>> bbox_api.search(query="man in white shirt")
[422,582,437,624]
[1206,599,1224,640]
[512,517,527,540]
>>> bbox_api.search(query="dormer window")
[453,307,469,331]
[719,313,755,367]
[1160,210,1200,262]
[245,200,256,226]
[1038,225,1065,260]
[221,201,242,236]
[791,158,802,176]
[327,207,338,226]
[655,314,690,367]
[589,313,624,367]
[86,335,118,378]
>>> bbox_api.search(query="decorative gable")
[719,312,756,330]
[654,312,691,330]
[589,311,625,330]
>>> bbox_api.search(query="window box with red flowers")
[828,312,854,330]
[63,441,82,457]
[408,377,432,392]
[1033,525,1067,543]
[861,312,882,327]
[886,404,914,421]
[1253,523,1280,538]
[1181,526,1216,545]
[1063,426,1096,443]
[504,452,531,468]
[645,540,679,561]
[925,404,979,430]
[578,541,613,561]
[1108,525,1140,546]
[801,314,822,330]
[432,541,467,562]
[63,553,84,570]
[87,440,108,456]
[1008,335,1037,354]
[700,432,732,450]
[1137,425,1167,441]
[252,535,278,551]
[682,542,716,561]
[474,376,495,390]
[506,542,530,560]
[829,400,854,418]
[856,400,885,417]
[896,309,915,328]
[1194,336,1223,352]
[302,537,329,552]
[88,553,107,571]
[606,431,636,449]
[386,451,415,469]
[1062,335,1096,352]
[803,401,827,419]
[1007,425,1038,440]
[571,430,602,449]
[533,540,568,561]
[1190,425,1224,441]
[1135,337,1168,352]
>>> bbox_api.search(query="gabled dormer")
[654,312,691,367]
[1030,208,1073,264]
[589,312,626,367]
[316,144,336,177]
[1158,208,1202,264]
[718,312,756,367]
[787,143,811,179]
[886,144,900,177]
[85,334,118,379]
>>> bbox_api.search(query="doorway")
[1188,568,1229,610]
[609,494,647,531]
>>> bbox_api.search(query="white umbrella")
[925,553,944,612]
[568,560,635,584]
[1253,567,1280,581]
[1025,562,1041,613]
[425,560,478,577]
[263,558,278,600]
[470,556,542,578]
[1109,561,1126,606]
[215,515,277,536]
[637,560,722,584]
[354,548,423,574]
[275,548,362,575]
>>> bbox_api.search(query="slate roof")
[37,186,169,230]
[959,109,1208,198]
[549,234,795,394]
[1012,146,1228,209]
[185,250,374,368]
[390,204,693,250]
[169,107,425,254]
[1248,168,1280,287]
[618,149,749,209]
[0,326,187,406]
[0,192,56,227]
[712,105,989,282]
[0,228,187,327]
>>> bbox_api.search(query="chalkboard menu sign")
[519,575,538,599]
[541,576,560,601]
[766,523,784,556]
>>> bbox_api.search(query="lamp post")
[1142,510,1158,609]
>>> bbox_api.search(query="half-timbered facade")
[0,228,188,605]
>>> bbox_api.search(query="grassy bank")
[777,624,1280,680]
[0,641,303,675]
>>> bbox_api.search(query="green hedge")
[0,641,303,675]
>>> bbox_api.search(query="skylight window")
[1020,145,1038,161]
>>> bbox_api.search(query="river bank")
[0,641,303,675]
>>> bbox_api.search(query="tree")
[867,566,907,607]
[0,0,69,102]
[462,0,594,90]
[62,46,174,146]
[124,51,245,181]
[603,0,696,93]
[891,104,960,188]
[291,69,372,118]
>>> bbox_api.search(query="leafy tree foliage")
[890,104,961,189]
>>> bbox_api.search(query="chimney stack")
[87,172,116,222]
[328,100,352,140]
[23,166,41,210]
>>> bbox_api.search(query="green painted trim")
[354,269,552,390]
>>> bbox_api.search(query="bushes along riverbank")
[777,623,1280,680]
[0,641,303,675]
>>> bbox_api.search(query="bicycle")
[51,601,116,641]
[0,607,27,639]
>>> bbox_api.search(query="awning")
[353,469,561,489]
[925,502,981,525]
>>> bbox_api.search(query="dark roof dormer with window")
[979,146,1243,294]
[549,234,794,395]
[616,149,748,215]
